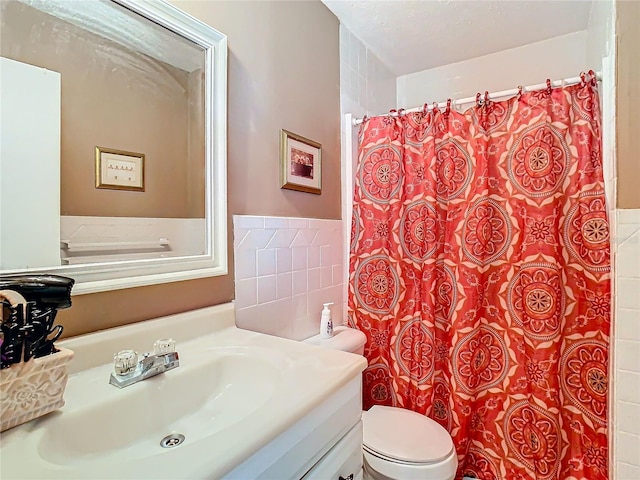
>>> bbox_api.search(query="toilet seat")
[363,447,458,480]
[362,406,458,480]
[363,446,438,466]
[362,406,455,464]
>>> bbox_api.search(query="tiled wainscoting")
[60,216,205,264]
[233,215,345,341]
[614,209,640,478]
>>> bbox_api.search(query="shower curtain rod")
[351,71,603,126]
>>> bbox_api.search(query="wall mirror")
[0,0,227,294]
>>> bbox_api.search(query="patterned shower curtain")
[348,77,610,480]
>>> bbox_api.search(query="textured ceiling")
[322,0,593,76]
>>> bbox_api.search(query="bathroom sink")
[38,347,281,466]
[0,304,367,479]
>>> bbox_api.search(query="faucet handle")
[154,338,176,355]
[114,350,138,375]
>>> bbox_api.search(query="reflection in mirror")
[0,0,227,293]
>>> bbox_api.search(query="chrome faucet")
[109,339,179,388]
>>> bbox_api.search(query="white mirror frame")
[2,0,228,295]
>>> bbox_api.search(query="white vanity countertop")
[0,304,367,479]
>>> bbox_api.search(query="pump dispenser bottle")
[320,302,334,339]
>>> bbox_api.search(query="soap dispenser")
[320,302,334,339]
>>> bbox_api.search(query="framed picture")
[280,129,322,194]
[95,146,145,191]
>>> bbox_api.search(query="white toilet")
[304,326,458,480]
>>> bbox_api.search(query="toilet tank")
[303,326,367,356]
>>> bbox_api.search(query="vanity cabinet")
[302,421,363,480]
[223,376,363,480]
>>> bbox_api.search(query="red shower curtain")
[348,77,610,480]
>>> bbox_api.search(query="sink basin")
[0,304,366,479]
[38,347,281,465]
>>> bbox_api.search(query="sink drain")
[160,434,185,448]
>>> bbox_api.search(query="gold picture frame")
[280,129,322,195]
[95,146,145,191]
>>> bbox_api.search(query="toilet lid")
[362,406,455,464]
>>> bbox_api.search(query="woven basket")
[0,347,74,432]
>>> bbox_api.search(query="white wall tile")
[617,239,640,278]
[257,275,277,304]
[309,219,330,230]
[276,272,292,300]
[292,247,307,271]
[233,215,344,341]
[333,264,344,286]
[291,229,318,247]
[311,228,333,246]
[320,245,333,267]
[617,461,640,479]
[616,340,640,372]
[264,216,289,229]
[348,33,358,71]
[235,299,294,339]
[233,228,249,249]
[238,229,276,250]
[619,209,640,224]
[618,402,640,435]
[293,293,307,318]
[234,250,256,280]
[267,229,297,248]
[616,432,640,465]
[256,248,276,276]
[357,42,366,74]
[616,371,640,403]
[308,246,321,268]
[234,305,258,331]
[320,266,333,289]
[234,215,264,229]
[350,68,359,99]
[617,278,640,310]
[288,218,309,229]
[276,248,292,273]
[234,278,257,309]
[617,309,640,341]
[617,224,640,246]
[292,270,308,296]
[308,268,321,291]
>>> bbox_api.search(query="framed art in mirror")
[96,147,145,191]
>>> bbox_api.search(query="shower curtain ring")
[517,86,523,99]
[445,98,452,116]
[483,91,490,105]
[475,92,481,107]
[588,69,598,86]
[546,78,552,95]
[580,71,587,86]
[423,103,429,114]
